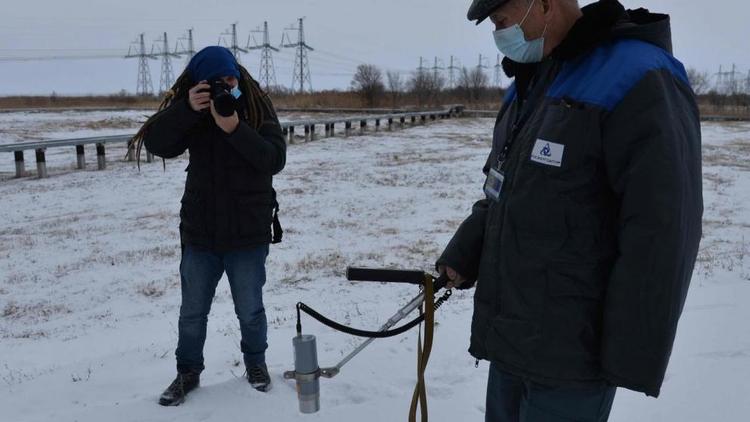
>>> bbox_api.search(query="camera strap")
[271,188,283,244]
[408,274,435,422]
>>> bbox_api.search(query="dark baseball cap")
[467,0,511,25]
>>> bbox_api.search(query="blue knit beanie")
[186,46,240,83]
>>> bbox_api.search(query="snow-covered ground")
[0,117,748,421]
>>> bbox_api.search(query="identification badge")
[530,139,564,167]
[484,167,505,202]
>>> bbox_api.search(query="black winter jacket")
[437,0,703,397]
[144,96,286,251]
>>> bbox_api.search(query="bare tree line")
[350,63,501,108]
[348,64,749,113]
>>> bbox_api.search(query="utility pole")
[175,28,196,66]
[716,65,725,94]
[447,55,460,89]
[448,56,461,88]
[152,32,179,93]
[476,53,489,84]
[431,57,444,83]
[248,21,279,90]
[494,54,503,88]
[417,56,427,76]
[477,53,489,71]
[281,17,314,93]
[125,33,157,96]
[220,23,248,63]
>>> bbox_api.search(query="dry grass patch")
[2,300,72,322]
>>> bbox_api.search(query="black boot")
[158,372,200,406]
[247,363,271,392]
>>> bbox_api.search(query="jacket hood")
[553,0,674,59]
[611,7,673,54]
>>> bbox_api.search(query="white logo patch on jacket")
[530,139,564,167]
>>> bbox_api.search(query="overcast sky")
[0,0,747,95]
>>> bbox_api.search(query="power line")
[0,54,125,62]
[313,48,367,66]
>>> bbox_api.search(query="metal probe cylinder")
[293,334,320,413]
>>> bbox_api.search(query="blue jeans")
[486,363,616,422]
[176,243,269,374]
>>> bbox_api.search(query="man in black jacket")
[439,0,703,420]
[135,46,286,405]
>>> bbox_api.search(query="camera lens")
[209,80,237,117]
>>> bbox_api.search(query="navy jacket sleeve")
[600,68,703,397]
[224,100,286,175]
[143,97,202,159]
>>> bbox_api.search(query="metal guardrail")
[0,134,132,153]
[1,106,465,179]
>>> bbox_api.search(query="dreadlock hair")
[130,64,275,169]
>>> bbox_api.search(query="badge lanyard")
[484,98,538,202]
[484,61,558,203]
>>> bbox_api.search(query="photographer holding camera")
[131,46,286,406]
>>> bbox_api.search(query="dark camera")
[204,79,237,117]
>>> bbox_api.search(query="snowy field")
[0,116,749,421]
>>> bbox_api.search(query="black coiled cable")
[296,289,453,339]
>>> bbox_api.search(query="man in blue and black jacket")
[437,0,703,420]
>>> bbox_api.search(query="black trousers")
[486,362,616,422]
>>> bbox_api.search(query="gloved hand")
[438,265,475,290]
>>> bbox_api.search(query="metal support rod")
[35,148,48,179]
[330,122,335,137]
[96,143,106,170]
[345,121,351,137]
[304,125,310,142]
[411,115,416,125]
[387,118,393,131]
[400,116,405,129]
[311,124,317,141]
[14,151,25,178]
[359,120,366,135]
[75,145,85,169]
[320,290,427,378]
[375,119,380,132]
[289,126,295,144]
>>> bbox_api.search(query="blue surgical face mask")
[230,85,242,99]
[493,0,547,63]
